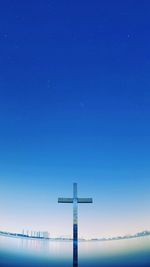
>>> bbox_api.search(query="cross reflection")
[73,240,78,267]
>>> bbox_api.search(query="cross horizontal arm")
[77,198,93,203]
[58,198,73,203]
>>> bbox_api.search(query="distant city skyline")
[1,229,150,241]
[0,1,150,239]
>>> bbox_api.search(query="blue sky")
[0,0,150,238]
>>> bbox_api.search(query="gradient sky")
[0,0,150,238]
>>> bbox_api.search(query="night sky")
[0,0,150,238]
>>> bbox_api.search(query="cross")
[58,183,93,267]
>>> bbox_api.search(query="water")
[0,235,150,267]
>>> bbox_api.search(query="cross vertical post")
[73,183,78,266]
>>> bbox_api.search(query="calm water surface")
[0,235,150,267]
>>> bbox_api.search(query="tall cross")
[58,183,93,267]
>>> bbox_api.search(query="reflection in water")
[0,235,150,266]
[73,240,78,267]
[20,238,49,254]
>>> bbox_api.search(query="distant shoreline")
[0,230,150,242]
